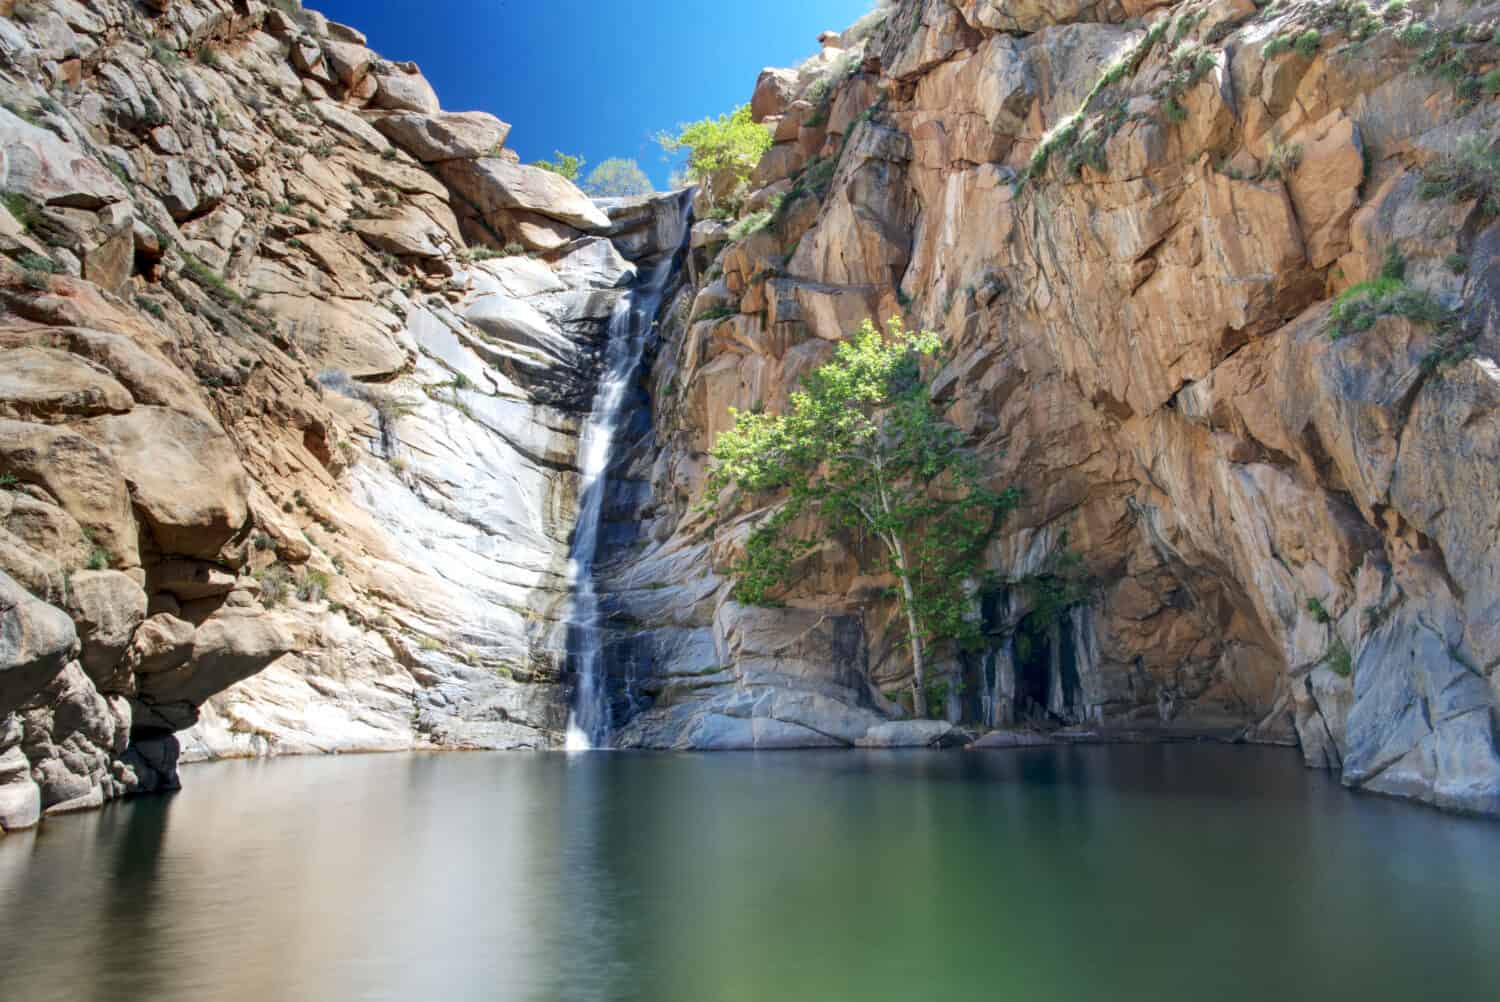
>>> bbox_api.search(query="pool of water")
[2,746,1497,1001]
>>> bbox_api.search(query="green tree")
[655,104,772,210]
[706,318,1020,718]
[533,151,585,181]
[583,158,654,198]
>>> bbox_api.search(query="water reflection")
[1,747,1497,1002]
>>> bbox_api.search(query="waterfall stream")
[565,192,693,750]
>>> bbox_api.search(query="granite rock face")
[0,0,688,832]
[582,0,1500,815]
[2,0,1499,825]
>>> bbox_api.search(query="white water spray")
[565,193,693,751]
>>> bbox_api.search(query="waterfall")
[565,191,693,751]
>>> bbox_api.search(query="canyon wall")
[594,0,1500,817]
[0,0,690,832]
[3,0,1499,830]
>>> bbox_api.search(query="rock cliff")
[598,0,1500,817]
[0,0,688,832]
[2,0,1499,831]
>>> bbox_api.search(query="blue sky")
[309,0,873,189]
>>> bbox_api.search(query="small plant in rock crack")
[696,304,739,323]
[1293,29,1323,57]
[148,41,182,70]
[15,251,58,290]
[1260,142,1303,181]
[296,570,330,603]
[258,564,292,607]
[1419,136,1500,218]
[2,192,39,231]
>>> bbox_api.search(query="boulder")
[321,39,375,88]
[80,407,250,561]
[0,745,41,832]
[0,346,134,422]
[856,720,966,747]
[0,107,129,208]
[19,661,128,813]
[751,67,799,122]
[371,66,441,113]
[352,205,452,259]
[147,559,238,602]
[127,613,196,676]
[62,570,146,687]
[497,211,581,253]
[0,419,139,566]
[0,570,77,716]
[136,607,294,709]
[374,111,512,163]
[438,157,610,232]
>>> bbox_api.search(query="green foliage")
[656,104,772,210]
[582,158,654,197]
[705,317,1020,716]
[533,151,585,181]
[1264,34,1293,58]
[15,251,58,290]
[1324,634,1353,677]
[789,155,838,202]
[297,569,330,603]
[0,473,18,490]
[1380,244,1406,282]
[86,547,110,571]
[696,304,739,323]
[1396,22,1432,47]
[2,191,39,231]
[1024,22,1172,183]
[197,47,221,68]
[1325,274,1452,339]
[15,252,58,274]
[149,40,181,69]
[258,565,292,607]
[1445,252,1469,275]
[728,205,775,242]
[1418,136,1500,217]
[1294,29,1322,57]
[179,251,243,306]
[1261,141,1303,180]
[1306,597,1332,624]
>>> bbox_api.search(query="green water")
[1,746,1497,1001]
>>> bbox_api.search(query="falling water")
[565,191,693,751]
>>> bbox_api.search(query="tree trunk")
[892,537,927,718]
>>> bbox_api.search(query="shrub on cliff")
[705,317,1020,718]
[533,151,585,182]
[655,104,772,211]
